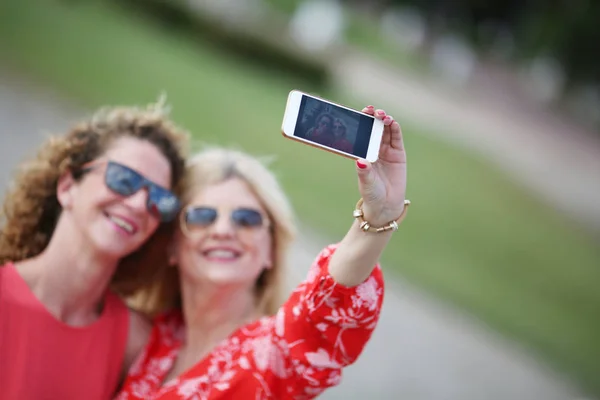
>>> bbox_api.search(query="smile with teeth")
[107,214,135,234]
[203,249,240,259]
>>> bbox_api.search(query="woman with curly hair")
[305,112,334,147]
[0,100,189,399]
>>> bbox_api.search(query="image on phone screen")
[293,96,375,159]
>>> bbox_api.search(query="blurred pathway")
[0,68,592,400]
[332,51,600,233]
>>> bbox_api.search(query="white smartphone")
[281,90,384,162]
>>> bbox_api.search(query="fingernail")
[356,160,367,169]
[378,110,385,116]
[367,105,374,109]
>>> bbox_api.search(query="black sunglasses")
[183,206,267,229]
[81,160,181,222]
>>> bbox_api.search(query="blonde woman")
[118,106,409,399]
[0,102,188,399]
[331,117,353,154]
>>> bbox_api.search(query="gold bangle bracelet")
[352,198,411,233]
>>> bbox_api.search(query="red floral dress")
[116,244,384,400]
[331,138,353,154]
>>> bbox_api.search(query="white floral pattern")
[115,244,384,400]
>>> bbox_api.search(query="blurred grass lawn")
[1,0,599,394]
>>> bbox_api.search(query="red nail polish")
[356,160,367,169]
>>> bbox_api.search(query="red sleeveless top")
[0,263,130,400]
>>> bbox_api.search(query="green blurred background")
[0,0,598,397]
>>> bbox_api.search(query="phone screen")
[293,95,375,158]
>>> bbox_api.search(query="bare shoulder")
[122,309,152,373]
[128,309,152,340]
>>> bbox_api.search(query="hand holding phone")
[281,90,384,162]
[283,90,408,230]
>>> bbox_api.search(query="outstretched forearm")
[327,220,393,287]
[328,105,407,288]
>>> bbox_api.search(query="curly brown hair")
[315,112,334,127]
[0,99,190,296]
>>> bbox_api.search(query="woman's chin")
[197,266,259,287]
[90,235,138,261]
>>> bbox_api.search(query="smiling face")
[333,119,346,138]
[174,178,273,287]
[57,136,172,260]
[317,115,333,134]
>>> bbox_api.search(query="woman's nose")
[210,213,235,236]
[123,188,150,215]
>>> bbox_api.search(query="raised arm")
[273,106,409,397]
[328,106,408,287]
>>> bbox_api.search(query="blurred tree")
[378,0,599,89]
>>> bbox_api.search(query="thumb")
[356,159,376,196]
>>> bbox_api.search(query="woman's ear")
[56,171,76,209]
[264,248,274,270]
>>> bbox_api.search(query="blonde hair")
[133,146,297,317]
[333,118,347,136]
[0,99,190,296]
